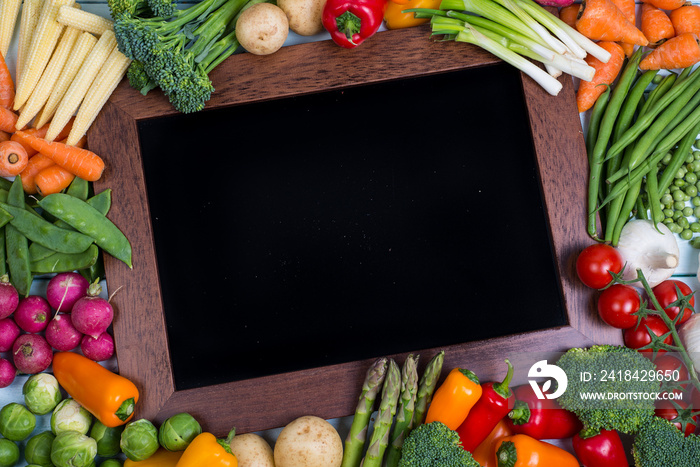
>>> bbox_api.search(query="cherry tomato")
[653,354,689,395]
[576,244,623,289]
[597,284,641,329]
[652,280,695,325]
[623,315,672,353]
[655,400,698,436]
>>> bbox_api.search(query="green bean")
[66,177,89,201]
[659,120,700,194]
[30,244,99,274]
[588,48,644,239]
[38,193,132,268]
[587,86,611,159]
[652,105,700,158]
[639,72,677,116]
[600,150,668,208]
[646,163,663,226]
[636,196,649,220]
[612,179,644,244]
[5,178,31,296]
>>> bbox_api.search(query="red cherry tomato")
[655,399,698,436]
[653,354,689,395]
[576,244,624,289]
[652,280,695,325]
[623,315,673,353]
[597,284,641,329]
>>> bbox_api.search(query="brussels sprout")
[0,438,19,467]
[50,399,92,435]
[25,431,56,467]
[0,402,36,441]
[23,374,63,415]
[99,460,122,467]
[50,431,97,467]
[120,419,159,461]
[90,420,124,457]
[158,413,201,451]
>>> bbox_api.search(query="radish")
[0,318,20,352]
[80,332,114,361]
[0,274,19,320]
[14,296,51,333]
[12,334,53,374]
[71,281,113,339]
[0,358,15,388]
[46,272,90,313]
[45,313,83,351]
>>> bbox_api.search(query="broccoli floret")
[555,345,658,435]
[107,0,149,18]
[398,422,481,467]
[632,416,700,466]
[145,0,177,18]
[127,61,158,95]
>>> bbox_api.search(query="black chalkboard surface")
[137,62,566,391]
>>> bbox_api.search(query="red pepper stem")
[492,359,514,399]
[578,426,602,440]
[508,400,531,425]
[336,11,361,43]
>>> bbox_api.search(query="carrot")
[577,41,626,112]
[670,5,700,36]
[0,141,28,177]
[13,130,104,181]
[19,153,55,194]
[35,164,75,196]
[610,0,636,56]
[643,0,688,12]
[0,130,9,143]
[559,4,579,28]
[640,32,700,69]
[11,116,75,157]
[0,51,13,110]
[0,105,17,133]
[642,3,675,47]
[576,0,649,46]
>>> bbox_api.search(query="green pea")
[662,153,673,165]
[687,153,695,164]
[673,190,686,201]
[664,217,674,224]
[662,193,674,206]
[687,186,699,197]
[671,185,680,192]
[695,206,700,217]
[669,223,683,233]
[673,210,683,220]
[681,229,694,240]
[679,217,690,229]
[687,173,699,184]
[30,244,100,275]
[695,149,700,160]
[691,222,700,232]
[693,197,700,207]
[663,208,675,217]
[691,236,700,248]
[675,178,686,187]
[683,206,694,217]
[674,201,686,211]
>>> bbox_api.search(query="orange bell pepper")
[52,351,139,427]
[176,431,238,467]
[472,419,514,467]
[424,367,482,430]
[124,449,184,467]
[494,434,579,467]
[384,0,441,29]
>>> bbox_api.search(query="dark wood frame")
[90,25,621,436]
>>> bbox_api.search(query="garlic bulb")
[616,219,679,288]
[679,314,700,374]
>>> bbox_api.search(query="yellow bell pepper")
[384,0,442,29]
[124,448,183,467]
[176,431,238,467]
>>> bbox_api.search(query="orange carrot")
[11,117,75,157]
[0,141,29,177]
[35,165,76,196]
[13,130,104,182]
[0,131,9,143]
[0,52,13,110]
[559,4,579,28]
[610,0,636,56]
[0,106,18,133]
[19,153,56,194]
[577,41,626,112]
[576,0,649,46]
[643,0,688,11]
[642,3,676,47]
[671,5,700,36]
[640,32,700,70]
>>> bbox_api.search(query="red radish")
[14,295,51,333]
[0,358,15,388]
[0,274,19,319]
[80,332,114,361]
[46,272,90,312]
[45,313,82,351]
[12,334,53,374]
[71,281,113,339]
[0,318,20,352]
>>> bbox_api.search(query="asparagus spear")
[411,350,445,428]
[341,357,389,467]
[384,354,419,467]
[361,358,401,467]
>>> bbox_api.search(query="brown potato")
[273,416,343,467]
[229,433,275,467]
[236,3,289,55]
[278,0,328,36]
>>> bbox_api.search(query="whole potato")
[278,0,327,36]
[237,3,289,55]
[229,433,275,467]
[273,416,342,467]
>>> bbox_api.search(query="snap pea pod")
[79,254,105,283]
[658,119,700,194]
[30,244,99,274]
[587,86,610,160]
[66,177,89,201]
[38,193,132,268]
[5,177,31,296]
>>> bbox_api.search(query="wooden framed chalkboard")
[89,24,622,435]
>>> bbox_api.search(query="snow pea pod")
[30,244,99,274]
[38,194,132,268]
[66,177,89,201]
[5,177,31,296]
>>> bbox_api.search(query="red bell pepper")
[573,429,628,467]
[506,384,583,439]
[456,359,515,452]
[322,0,387,48]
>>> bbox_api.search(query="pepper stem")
[458,368,480,385]
[496,440,518,467]
[115,397,135,421]
[508,400,530,425]
[336,11,361,44]
[493,359,514,399]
